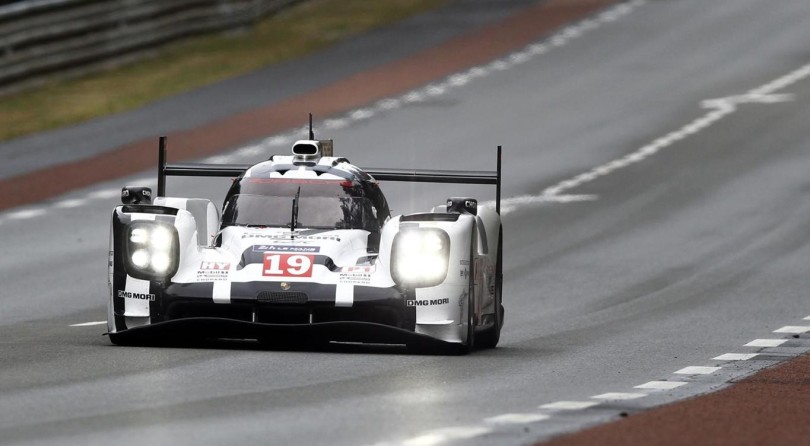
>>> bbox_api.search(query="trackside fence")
[0,0,301,94]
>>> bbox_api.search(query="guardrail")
[0,0,300,94]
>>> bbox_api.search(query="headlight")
[124,221,179,280]
[391,228,450,288]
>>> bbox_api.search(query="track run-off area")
[1,0,810,445]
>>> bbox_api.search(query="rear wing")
[157,137,503,214]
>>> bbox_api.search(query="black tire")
[478,227,503,349]
[108,332,141,346]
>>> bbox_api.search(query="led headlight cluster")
[391,228,450,288]
[124,222,179,280]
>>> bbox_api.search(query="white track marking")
[713,353,758,361]
[5,208,46,220]
[485,413,549,424]
[804,315,810,320]
[539,401,599,410]
[591,392,646,401]
[745,339,787,347]
[88,189,121,199]
[634,381,687,390]
[53,198,86,208]
[674,366,721,375]
[773,326,810,334]
[497,62,810,214]
[70,321,106,327]
[128,177,157,185]
[401,427,492,446]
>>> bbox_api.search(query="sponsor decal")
[263,253,314,277]
[339,266,374,273]
[197,261,230,282]
[405,297,450,307]
[339,273,372,285]
[117,290,156,301]
[242,233,340,242]
[200,261,230,270]
[460,268,469,279]
[252,245,320,253]
[460,260,470,266]
[338,266,374,285]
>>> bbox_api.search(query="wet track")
[2,0,810,444]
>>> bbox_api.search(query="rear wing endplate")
[157,137,503,213]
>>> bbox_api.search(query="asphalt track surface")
[2,0,810,445]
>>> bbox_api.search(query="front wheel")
[448,233,477,355]
[108,332,143,346]
[477,228,503,349]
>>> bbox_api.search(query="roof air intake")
[292,140,320,159]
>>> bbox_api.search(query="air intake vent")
[292,140,319,157]
[257,291,308,304]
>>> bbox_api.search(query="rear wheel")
[478,227,503,348]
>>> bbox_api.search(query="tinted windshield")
[221,179,380,231]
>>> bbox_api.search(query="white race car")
[107,133,503,353]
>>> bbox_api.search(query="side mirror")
[447,197,477,215]
[121,186,152,205]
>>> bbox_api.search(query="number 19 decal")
[262,254,314,277]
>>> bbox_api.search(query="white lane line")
[539,401,599,410]
[484,413,549,424]
[497,61,810,214]
[126,177,157,186]
[5,208,47,220]
[591,392,646,401]
[88,189,120,199]
[70,321,106,327]
[804,315,810,320]
[773,326,810,334]
[401,427,492,446]
[54,198,86,208]
[634,381,687,390]
[745,339,787,347]
[674,366,721,375]
[713,353,758,361]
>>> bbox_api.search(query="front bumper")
[153,281,415,330]
[107,318,452,349]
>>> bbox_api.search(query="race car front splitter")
[105,317,454,350]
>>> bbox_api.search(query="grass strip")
[0,0,446,142]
